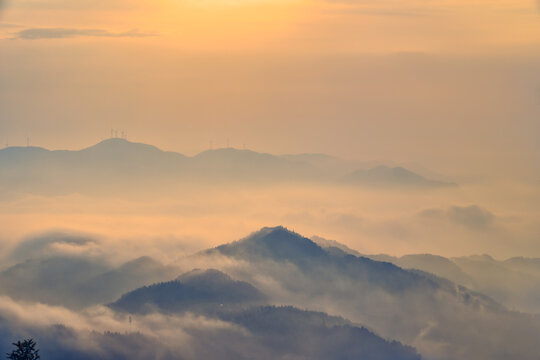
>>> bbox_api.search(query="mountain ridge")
[0,139,455,193]
[342,165,456,188]
[312,236,540,314]
[192,226,540,360]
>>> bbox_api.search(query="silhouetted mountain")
[197,226,540,360]
[451,254,540,314]
[0,256,109,308]
[0,323,179,360]
[505,257,540,278]
[0,139,456,195]
[110,269,265,314]
[315,236,540,315]
[358,250,540,315]
[342,166,456,188]
[0,139,189,195]
[279,153,359,174]
[0,306,421,360]
[78,138,187,172]
[219,306,421,360]
[3,226,540,360]
[108,266,421,359]
[280,153,337,163]
[0,146,51,167]
[311,235,363,257]
[0,255,178,309]
[82,138,167,155]
[6,231,98,265]
[209,226,445,293]
[212,226,328,264]
[81,256,180,306]
[188,148,322,182]
[381,253,472,286]
[313,238,470,284]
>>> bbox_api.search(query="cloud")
[0,237,182,309]
[419,205,496,230]
[7,0,136,11]
[447,205,495,229]
[0,23,22,28]
[12,27,155,40]
[183,230,540,360]
[0,292,422,360]
[0,295,245,360]
[1,227,540,360]
[7,231,100,263]
[324,8,429,17]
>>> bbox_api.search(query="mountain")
[4,226,540,360]
[505,257,540,278]
[341,166,456,188]
[209,226,451,293]
[77,138,187,173]
[80,256,180,307]
[311,235,363,257]
[197,226,540,360]
[108,267,421,360]
[109,268,265,314]
[0,139,457,196]
[218,306,421,360]
[0,255,179,309]
[0,139,322,194]
[0,139,189,195]
[188,148,323,182]
[352,250,540,315]
[371,253,472,286]
[0,256,109,308]
[314,236,540,314]
[451,254,540,314]
[212,226,329,264]
[279,153,359,174]
[0,305,421,360]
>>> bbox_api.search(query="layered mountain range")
[0,138,455,196]
[1,226,539,359]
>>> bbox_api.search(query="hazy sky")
[3,6,540,360]
[1,0,540,178]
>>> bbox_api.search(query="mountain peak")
[176,268,233,284]
[214,226,328,262]
[370,165,423,179]
[109,268,264,314]
[255,225,292,236]
[193,148,279,164]
[82,138,163,153]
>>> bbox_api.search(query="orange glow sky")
[0,0,540,258]
[1,0,540,178]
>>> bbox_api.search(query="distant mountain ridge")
[3,226,540,360]
[109,267,422,360]
[0,138,456,195]
[313,236,540,315]
[208,227,497,298]
[195,226,540,360]
[110,268,265,314]
[211,226,329,263]
[341,165,456,188]
[0,254,179,309]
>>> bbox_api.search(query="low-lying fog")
[1,180,538,264]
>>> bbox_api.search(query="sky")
[2,4,540,359]
[0,0,540,259]
[0,0,539,179]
